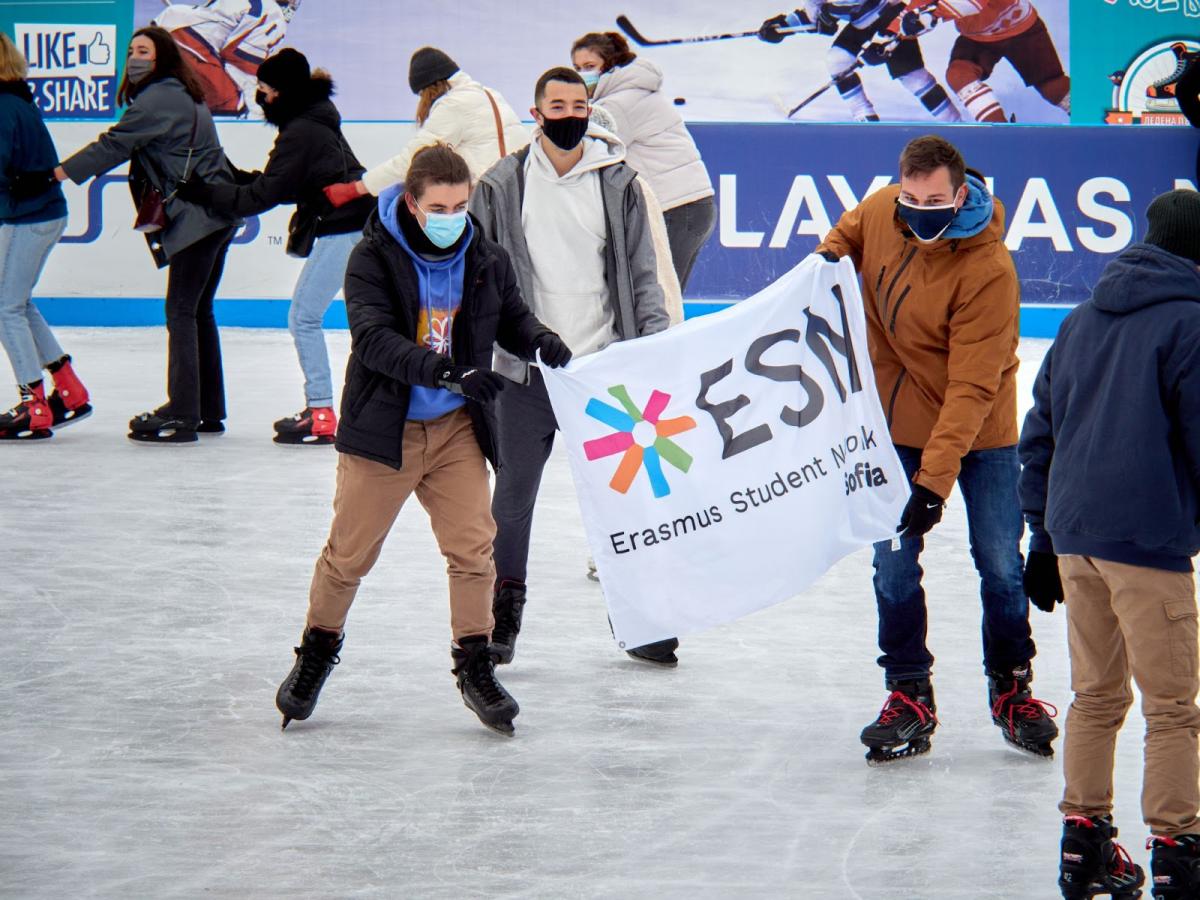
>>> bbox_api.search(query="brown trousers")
[306,408,496,641]
[1059,555,1200,837]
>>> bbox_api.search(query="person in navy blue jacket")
[1018,190,1200,899]
[0,32,92,440]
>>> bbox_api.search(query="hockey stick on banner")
[615,14,800,47]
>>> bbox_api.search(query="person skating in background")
[177,48,374,445]
[469,67,672,666]
[758,1,961,123]
[152,0,298,117]
[816,134,1056,764]
[0,33,91,441]
[898,0,1069,122]
[322,47,528,208]
[1020,191,1200,900]
[571,31,715,290]
[274,145,571,735]
[55,26,242,443]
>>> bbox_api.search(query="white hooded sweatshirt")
[521,125,626,359]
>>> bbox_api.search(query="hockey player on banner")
[897,0,1070,122]
[152,0,299,117]
[758,1,961,123]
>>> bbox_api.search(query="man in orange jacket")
[816,134,1057,765]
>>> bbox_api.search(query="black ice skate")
[127,410,199,443]
[988,664,1059,758]
[860,678,937,765]
[1148,833,1200,899]
[273,407,336,445]
[626,637,679,668]
[275,626,343,730]
[451,636,519,735]
[1059,815,1145,899]
[1145,42,1200,112]
[490,581,526,665]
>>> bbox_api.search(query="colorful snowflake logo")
[583,386,696,499]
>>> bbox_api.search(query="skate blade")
[482,719,515,737]
[0,428,53,440]
[281,716,292,731]
[624,650,679,668]
[273,433,335,446]
[1000,730,1055,759]
[128,430,197,444]
[864,738,932,766]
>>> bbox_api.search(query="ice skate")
[451,636,518,735]
[196,420,225,435]
[490,581,526,665]
[0,383,53,440]
[625,638,679,668]
[275,626,343,729]
[46,356,92,428]
[860,678,937,765]
[1059,815,1145,899]
[1148,833,1200,899]
[128,410,199,444]
[988,664,1059,758]
[273,407,336,445]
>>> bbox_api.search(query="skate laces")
[291,644,340,698]
[877,690,935,726]
[1148,835,1180,849]
[467,651,507,705]
[1109,839,1137,878]
[991,684,1058,722]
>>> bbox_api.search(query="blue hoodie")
[378,184,473,421]
[1019,243,1200,572]
[943,173,992,240]
[0,81,67,225]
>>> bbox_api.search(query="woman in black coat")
[180,49,374,445]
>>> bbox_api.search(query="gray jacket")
[469,141,669,381]
[62,78,241,259]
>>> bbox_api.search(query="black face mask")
[256,90,270,110]
[540,114,589,152]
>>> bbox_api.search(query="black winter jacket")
[337,210,552,469]
[1019,243,1200,572]
[206,77,372,236]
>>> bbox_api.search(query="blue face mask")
[579,69,601,90]
[896,200,958,243]
[415,201,467,249]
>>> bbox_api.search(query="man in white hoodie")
[469,66,671,668]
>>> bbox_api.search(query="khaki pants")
[306,408,496,641]
[1059,555,1200,837]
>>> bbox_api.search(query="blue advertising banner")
[686,123,1200,331]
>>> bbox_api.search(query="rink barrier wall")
[37,296,1074,338]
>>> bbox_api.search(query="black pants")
[662,195,716,292]
[163,226,234,422]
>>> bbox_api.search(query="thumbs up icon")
[83,32,111,66]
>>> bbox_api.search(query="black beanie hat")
[408,46,458,94]
[1145,189,1200,265]
[257,48,311,95]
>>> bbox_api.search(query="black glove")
[1023,550,1064,613]
[861,37,895,67]
[816,249,840,263]
[535,332,572,368]
[174,175,213,205]
[758,12,797,43]
[9,169,56,201]
[898,483,944,539]
[901,10,937,37]
[436,364,508,404]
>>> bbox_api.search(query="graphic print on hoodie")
[378,184,473,421]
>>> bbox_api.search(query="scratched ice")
[1,329,1159,898]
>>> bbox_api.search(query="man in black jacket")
[179,48,375,443]
[272,145,570,736]
[1019,190,1200,899]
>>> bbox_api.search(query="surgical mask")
[415,200,467,249]
[579,69,601,90]
[126,57,155,85]
[540,114,589,152]
[896,200,958,243]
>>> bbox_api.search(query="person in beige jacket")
[324,47,528,205]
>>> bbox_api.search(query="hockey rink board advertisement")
[541,257,907,649]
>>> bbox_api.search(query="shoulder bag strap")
[484,89,506,158]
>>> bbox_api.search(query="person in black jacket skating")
[1019,190,1200,900]
[274,144,571,736]
[179,48,374,444]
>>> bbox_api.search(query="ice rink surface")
[0,328,1162,899]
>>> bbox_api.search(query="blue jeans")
[872,444,1035,682]
[290,231,359,408]
[0,217,67,386]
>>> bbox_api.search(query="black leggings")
[162,226,235,422]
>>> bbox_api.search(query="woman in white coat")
[572,31,715,291]
[324,47,527,206]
